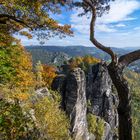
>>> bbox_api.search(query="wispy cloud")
[97,0,140,24]
[115,23,126,27]
[96,24,117,33]
[70,0,140,33]
[134,27,140,30]
[68,0,140,47]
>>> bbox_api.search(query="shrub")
[33,90,71,140]
[0,99,38,140]
[87,113,105,140]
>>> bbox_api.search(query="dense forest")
[1,0,140,140]
[26,45,140,72]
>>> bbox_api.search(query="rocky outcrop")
[87,63,118,139]
[35,88,52,99]
[52,68,89,140]
[65,68,89,140]
[52,63,118,140]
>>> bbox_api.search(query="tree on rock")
[75,0,140,140]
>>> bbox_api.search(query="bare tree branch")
[119,49,140,68]
[84,0,117,63]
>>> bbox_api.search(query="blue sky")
[18,0,140,48]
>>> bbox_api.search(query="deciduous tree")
[42,64,57,88]
[0,39,34,91]
[0,0,72,42]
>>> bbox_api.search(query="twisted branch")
[119,49,140,68]
[84,0,117,63]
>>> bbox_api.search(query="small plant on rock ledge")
[87,113,105,140]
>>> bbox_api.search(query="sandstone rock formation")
[87,63,118,139]
[53,68,89,140]
[52,63,118,140]
[65,68,89,140]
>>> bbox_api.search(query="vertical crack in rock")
[51,74,67,110]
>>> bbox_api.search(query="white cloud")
[70,8,116,33]
[71,24,89,34]
[96,24,117,32]
[67,0,140,47]
[70,0,140,33]
[98,29,140,47]
[134,27,140,30]
[115,23,126,27]
[97,0,140,24]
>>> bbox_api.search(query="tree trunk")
[108,63,132,140]
[83,1,135,139]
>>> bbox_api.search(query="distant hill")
[123,47,140,51]
[26,45,132,59]
[25,45,140,72]
[26,48,70,66]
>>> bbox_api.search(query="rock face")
[65,68,89,140]
[52,68,89,140]
[52,63,118,140]
[87,63,118,139]
[51,74,67,109]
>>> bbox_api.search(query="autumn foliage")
[0,99,37,140]
[0,41,34,91]
[69,55,100,71]
[0,0,72,43]
[33,90,70,139]
[35,62,57,89]
[0,0,73,139]
[42,64,57,88]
